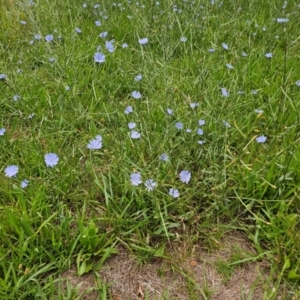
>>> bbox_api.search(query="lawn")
[1,0,300,299]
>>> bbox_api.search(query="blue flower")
[95,20,101,26]
[169,188,179,198]
[186,128,192,133]
[122,43,128,48]
[138,37,148,45]
[21,179,29,189]
[175,122,183,129]
[179,170,191,184]
[44,153,59,167]
[222,42,229,50]
[131,131,141,139]
[295,80,300,87]
[128,122,136,129]
[0,128,5,136]
[180,36,187,42]
[94,52,105,63]
[132,91,142,99]
[144,179,157,191]
[256,135,267,143]
[45,34,53,42]
[87,135,103,149]
[265,53,272,58]
[190,103,198,109]
[242,52,248,57]
[4,165,19,177]
[0,74,7,80]
[99,32,108,38]
[82,2,87,8]
[130,173,142,186]
[208,48,215,53]
[198,140,206,145]
[134,74,142,81]
[49,58,55,63]
[226,63,234,69]
[20,20,27,25]
[75,28,82,33]
[105,40,115,53]
[197,128,204,135]
[198,119,205,126]
[221,88,229,97]
[124,106,133,114]
[159,153,168,161]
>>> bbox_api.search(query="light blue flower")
[0,74,7,80]
[167,108,173,115]
[45,34,53,42]
[105,40,115,53]
[277,18,289,23]
[13,95,21,101]
[265,53,272,58]
[132,91,142,99]
[255,109,264,114]
[122,43,128,48]
[94,52,105,63]
[21,179,29,189]
[159,153,168,161]
[222,42,229,50]
[144,179,157,191]
[223,121,231,128]
[180,36,187,42]
[87,136,103,149]
[4,165,19,177]
[190,103,198,109]
[134,74,142,81]
[44,153,59,167]
[99,32,108,38]
[208,48,215,53]
[198,140,206,145]
[75,28,82,33]
[128,122,136,129]
[242,52,248,57]
[197,128,204,135]
[198,119,205,126]
[175,122,183,129]
[124,106,133,114]
[295,80,300,87]
[95,20,101,26]
[179,170,191,184]
[256,135,267,143]
[0,128,5,136]
[138,37,148,45]
[226,63,234,69]
[169,188,179,198]
[34,34,42,40]
[131,131,141,139]
[130,173,142,186]
[221,88,229,97]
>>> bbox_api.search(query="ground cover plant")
[1,0,300,298]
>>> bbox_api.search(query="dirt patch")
[60,231,270,299]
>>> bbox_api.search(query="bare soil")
[60,231,271,299]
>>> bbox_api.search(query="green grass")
[1,0,300,298]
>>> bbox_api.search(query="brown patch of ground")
[60,231,271,299]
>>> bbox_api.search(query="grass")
[1,0,300,298]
